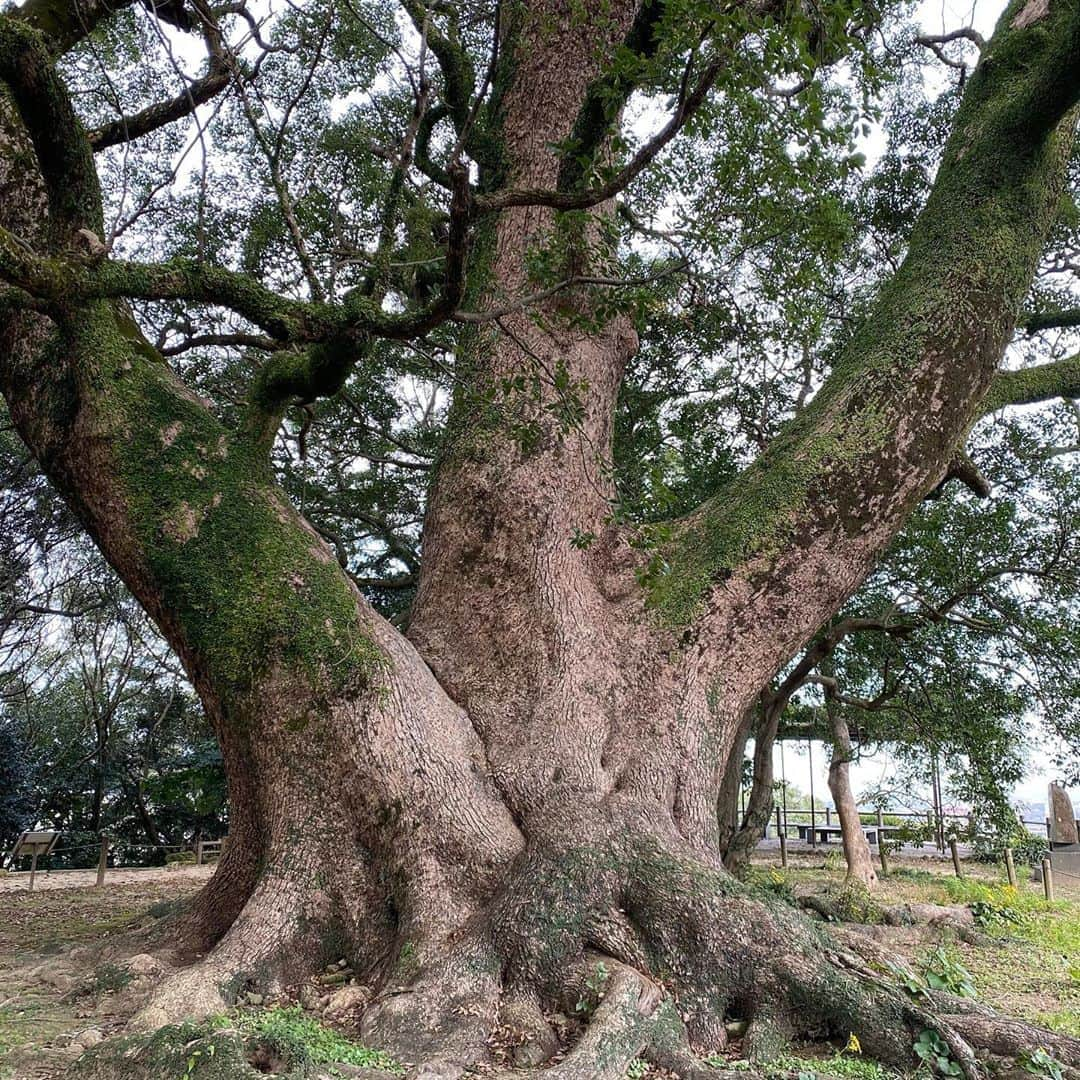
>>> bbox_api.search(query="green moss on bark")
[64,302,384,700]
[646,0,1080,626]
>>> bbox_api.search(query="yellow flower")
[845,1033,862,1054]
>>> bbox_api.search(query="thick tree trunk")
[4,0,1080,1076]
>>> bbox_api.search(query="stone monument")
[1048,782,1079,847]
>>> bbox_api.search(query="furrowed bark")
[724,705,779,875]
[826,704,877,889]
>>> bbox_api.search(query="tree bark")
[827,704,878,890]
[723,706,779,875]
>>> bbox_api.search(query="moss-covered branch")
[400,0,475,132]
[983,353,1080,411]
[0,14,102,235]
[1024,308,1080,332]
[14,0,136,55]
[556,0,665,193]
[88,16,231,151]
[0,155,473,356]
[649,0,1080,632]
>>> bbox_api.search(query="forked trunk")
[4,0,1080,1074]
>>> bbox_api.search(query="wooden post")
[28,849,39,892]
[825,806,832,825]
[96,834,108,887]
[779,833,788,868]
[1004,847,1017,888]
[1042,858,1054,902]
[196,839,204,866]
[808,739,817,849]
[879,841,889,877]
[775,806,782,838]
[949,837,962,878]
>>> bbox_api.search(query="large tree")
[3,0,1080,1075]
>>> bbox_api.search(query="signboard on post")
[11,830,59,892]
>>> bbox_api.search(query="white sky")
[769,739,1079,820]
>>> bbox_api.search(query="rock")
[323,986,369,1020]
[1049,782,1079,845]
[299,983,321,1011]
[41,969,74,993]
[407,1064,464,1080]
[246,992,264,1006]
[317,1068,395,1079]
[130,1005,169,1031]
[72,1028,104,1051]
[513,1037,555,1068]
[883,902,974,929]
[126,953,162,977]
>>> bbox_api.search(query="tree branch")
[644,0,1080,663]
[15,0,137,55]
[474,45,726,215]
[983,353,1080,411]
[0,14,104,236]
[87,10,231,151]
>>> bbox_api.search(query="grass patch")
[214,1005,403,1074]
[711,1051,901,1080]
[1039,1009,1080,1037]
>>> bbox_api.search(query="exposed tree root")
[132,849,375,1030]
[105,834,1080,1080]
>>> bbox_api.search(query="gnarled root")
[132,843,387,1031]
[108,831,1079,1080]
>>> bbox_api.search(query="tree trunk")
[717,710,753,853]
[3,0,1080,1075]
[724,706,780,875]
[827,705,877,890]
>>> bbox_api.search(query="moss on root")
[67,1010,403,1080]
[68,1025,258,1080]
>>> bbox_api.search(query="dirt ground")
[0,864,214,894]
[0,869,211,1078]
[0,853,1076,1079]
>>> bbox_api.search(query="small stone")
[408,1064,464,1080]
[73,1028,104,1051]
[246,992,264,1006]
[42,970,74,993]
[126,953,162,977]
[323,985,369,1021]
[131,1006,169,1031]
[299,984,321,1011]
